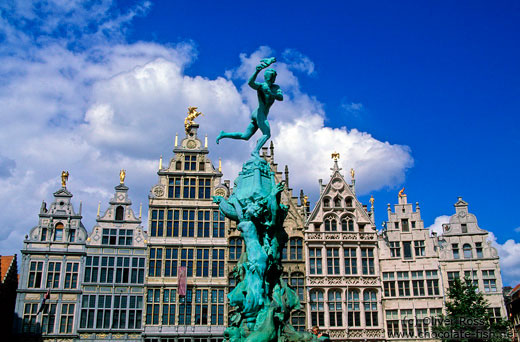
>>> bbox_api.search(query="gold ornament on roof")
[398,187,406,198]
[303,195,309,207]
[331,151,340,161]
[370,195,374,206]
[119,169,126,184]
[61,171,69,188]
[350,168,355,179]
[184,106,203,134]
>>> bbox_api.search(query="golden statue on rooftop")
[120,169,126,184]
[61,171,69,188]
[398,187,406,198]
[331,151,340,161]
[350,168,355,179]
[185,106,203,134]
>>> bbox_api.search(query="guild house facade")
[13,120,507,342]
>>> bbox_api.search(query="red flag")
[37,289,51,315]
[178,266,187,296]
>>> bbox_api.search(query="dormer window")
[334,197,341,208]
[54,223,64,241]
[345,198,353,207]
[323,198,330,208]
[41,228,47,241]
[115,206,124,221]
[461,224,468,233]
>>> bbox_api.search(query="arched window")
[347,289,360,327]
[345,197,353,207]
[290,272,305,301]
[229,238,243,260]
[54,223,64,241]
[289,238,303,260]
[291,310,306,332]
[310,290,325,327]
[324,216,337,231]
[334,197,342,208]
[364,290,378,326]
[341,217,355,232]
[323,198,330,208]
[328,290,343,327]
[115,206,124,221]
[463,244,473,259]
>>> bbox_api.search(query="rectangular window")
[476,242,483,258]
[118,229,133,246]
[361,248,375,275]
[194,289,209,325]
[344,247,357,275]
[64,262,79,289]
[131,257,145,284]
[326,248,340,275]
[401,309,414,336]
[60,303,75,333]
[401,219,409,232]
[184,155,197,170]
[403,242,412,259]
[309,248,322,275]
[162,289,176,326]
[22,303,39,333]
[411,221,416,229]
[290,238,303,260]
[101,228,117,245]
[383,272,396,297]
[461,223,468,233]
[197,210,211,237]
[386,310,399,336]
[212,210,225,238]
[364,291,378,327]
[168,177,182,198]
[397,272,410,296]
[394,222,399,229]
[464,270,479,287]
[46,261,61,289]
[452,243,460,259]
[211,289,225,325]
[183,177,197,198]
[229,238,243,261]
[80,295,96,329]
[198,178,211,199]
[179,288,193,325]
[211,249,225,277]
[196,248,210,277]
[181,248,194,277]
[42,303,57,334]
[426,270,440,295]
[28,261,44,288]
[416,309,428,336]
[115,257,131,283]
[347,290,361,327]
[390,241,401,257]
[447,271,460,288]
[148,248,162,277]
[414,240,425,256]
[164,248,178,277]
[310,291,325,327]
[146,289,161,325]
[412,276,425,296]
[482,270,497,292]
[182,210,195,237]
[96,295,111,329]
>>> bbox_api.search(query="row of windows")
[173,155,206,172]
[323,216,356,232]
[84,256,145,284]
[323,197,354,208]
[447,270,497,292]
[28,261,79,289]
[23,303,75,334]
[452,242,484,259]
[168,177,212,199]
[390,218,417,231]
[308,247,375,275]
[150,209,225,238]
[310,289,379,328]
[386,308,443,337]
[389,240,425,259]
[80,295,143,330]
[382,270,440,297]
[146,288,225,326]
[149,248,225,278]
[101,228,134,246]
[40,223,77,242]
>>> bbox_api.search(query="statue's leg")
[216,121,258,144]
[253,118,271,156]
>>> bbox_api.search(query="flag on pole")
[37,288,50,315]
[178,266,187,296]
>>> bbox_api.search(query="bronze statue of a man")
[216,57,283,156]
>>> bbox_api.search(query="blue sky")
[0,0,519,285]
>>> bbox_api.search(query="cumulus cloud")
[0,1,414,256]
[426,215,450,236]
[488,232,520,286]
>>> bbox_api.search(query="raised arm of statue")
[248,67,262,90]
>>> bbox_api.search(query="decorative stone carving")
[152,185,164,197]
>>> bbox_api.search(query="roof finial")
[159,155,163,170]
[350,168,355,180]
[61,171,69,188]
[119,169,126,184]
[205,134,208,148]
[175,133,178,147]
[139,203,142,219]
[398,187,406,198]
[185,106,203,134]
[218,158,222,172]
[331,151,340,161]
[97,201,101,218]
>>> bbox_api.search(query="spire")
[330,152,341,173]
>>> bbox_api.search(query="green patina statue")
[214,58,328,342]
[216,57,283,157]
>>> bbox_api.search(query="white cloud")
[342,101,364,114]
[281,49,315,75]
[0,1,414,256]
[426,215,450,236]
[514,226,520,233]
[488,232,520,286]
